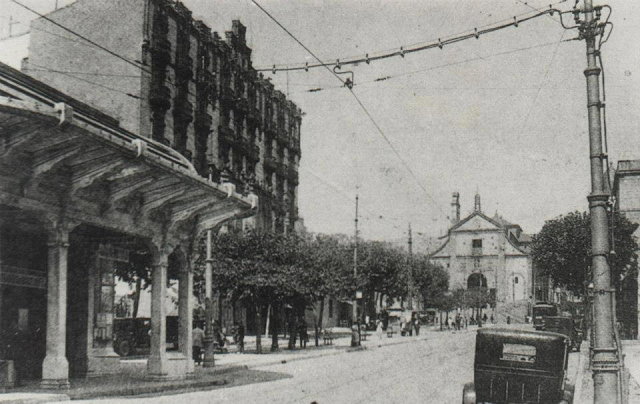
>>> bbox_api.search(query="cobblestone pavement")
[64,325,582,404]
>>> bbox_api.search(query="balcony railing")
[263,155,277,171]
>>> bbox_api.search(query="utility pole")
[351,195,360,346]
[579,1,619,401]
[407,223,414,310]
[352,195,359,324]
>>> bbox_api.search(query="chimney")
[451,192,460,224]
[474,193,481,213]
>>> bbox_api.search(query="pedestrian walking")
[298,319,308,348]
[237,322,245,353]
[490,314,495,324]
[376,319,383,340]
[192,323,205,365]
[414,318,421,336]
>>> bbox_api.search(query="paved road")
[67,327,582,404]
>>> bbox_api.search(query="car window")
[501,343,536,363]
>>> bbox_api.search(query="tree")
[412,255,449,309]
[114,251,151,318]
[531,211,638,296]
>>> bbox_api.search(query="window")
[514,277,519,284]
[328,299,333,318]
[472,239,482,248]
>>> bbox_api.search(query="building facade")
[429,193,533,321]
[25,0,302,235]
[612,160,640,339]
[23,0,303,337]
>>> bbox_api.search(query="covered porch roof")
[0,61,257,244]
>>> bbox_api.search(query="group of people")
[373,317,421,340]
[191,321,246,365]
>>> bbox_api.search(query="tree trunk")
[265,304,271,339]
[255,304,262,354]
[271,304,279,351]
[288,309,298,350]
[316,296,325,347]
[132,277,142,318]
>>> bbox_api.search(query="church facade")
[429,193,533,320]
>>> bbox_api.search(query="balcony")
[263,155,277,171]
[175,55,193,80]
[150,39,172,64]
[149,85,171,110]
[218,124,236,145]
[247,107,261,125]
[276,161,288,178]
[288,167,299,185]
[220,83,235,104]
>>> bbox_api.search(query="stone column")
[178,263,194,373]
[41,226,70,388]
[147,251,168,377]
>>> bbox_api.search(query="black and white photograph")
[0,0,638,402]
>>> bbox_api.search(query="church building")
[429,192,533,321]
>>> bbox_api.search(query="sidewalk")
[1,325,456,402]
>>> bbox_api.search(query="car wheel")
[118,339,132,357]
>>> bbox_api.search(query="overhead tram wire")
[293,38,579,94]
[253,1,575,73]
[251,0,449,220]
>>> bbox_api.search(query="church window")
[514,276,519,284]
[472,239,482,248]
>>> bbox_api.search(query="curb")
[573,341,590,403]
[241,333,441,370]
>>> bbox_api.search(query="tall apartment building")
[25,0,302,234]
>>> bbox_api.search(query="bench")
[361,332,370,341]
[322,330,334,345]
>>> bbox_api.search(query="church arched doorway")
[467,273,487,290]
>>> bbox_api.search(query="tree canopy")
[530,211,638,296]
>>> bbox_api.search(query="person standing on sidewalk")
[192,323,205,365]
[414,318,421,336]
[376,319,383,340]
[237,322,245,353]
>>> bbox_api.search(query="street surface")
[66,326,582,404]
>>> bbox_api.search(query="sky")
[0,0,638,250]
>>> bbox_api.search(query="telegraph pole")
[352,195,359,324]
[579,1,619,401]
[407,223,414,309]
[351,195,360,347]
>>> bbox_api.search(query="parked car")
[532,302,558,331]
[113,316,179,357]
[543,316,582,352]
[462,328,573,404]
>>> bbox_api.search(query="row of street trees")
[197,230,449,352]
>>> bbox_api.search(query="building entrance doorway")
[467,273,488,290]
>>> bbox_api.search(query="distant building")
[612,160,640,339]
[429,192,534,321]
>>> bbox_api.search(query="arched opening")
[467,273,488,290]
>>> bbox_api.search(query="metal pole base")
[202,336,215,368]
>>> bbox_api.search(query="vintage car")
[113,316,179,357]
[543,316,582,352]
[462,328,573,404]
[532,303,558,331]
